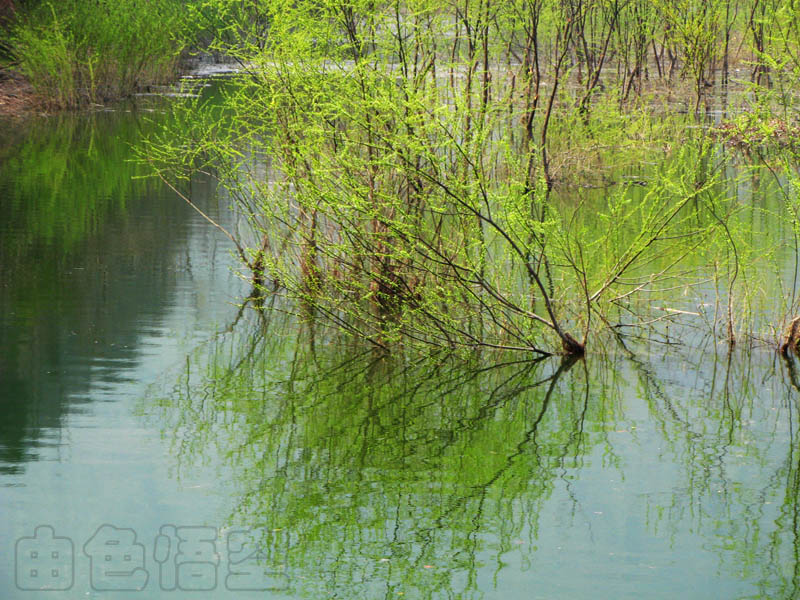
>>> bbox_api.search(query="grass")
[5,0,192,108]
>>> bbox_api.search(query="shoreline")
[0,70,45,118]
[0,57,239,118]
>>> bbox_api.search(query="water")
[0,105,253,597]
[1,102,799,599]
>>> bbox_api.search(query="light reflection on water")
[0,103,799,599]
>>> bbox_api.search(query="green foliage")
[6,0,192,107]
[148,1,720,354]
[140,0,800,355]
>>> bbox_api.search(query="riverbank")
[0,69,44,117]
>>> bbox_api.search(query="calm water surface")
[1,102,799,599]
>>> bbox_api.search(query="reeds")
[6,0,190,108]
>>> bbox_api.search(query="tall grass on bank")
[6,0,191,108]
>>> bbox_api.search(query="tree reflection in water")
[148,311,800,599]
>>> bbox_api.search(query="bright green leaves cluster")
[144,0,800,354]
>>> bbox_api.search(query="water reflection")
[2,86,800,598]
[152,321,589,597]
[149,311,800,598]
[0,108,241,475]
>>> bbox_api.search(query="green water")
[1,104,800,599]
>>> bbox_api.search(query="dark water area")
[1,94,800,599]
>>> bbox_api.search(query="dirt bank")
[0,70,46,118]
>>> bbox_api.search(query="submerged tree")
[147,0,791,355]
